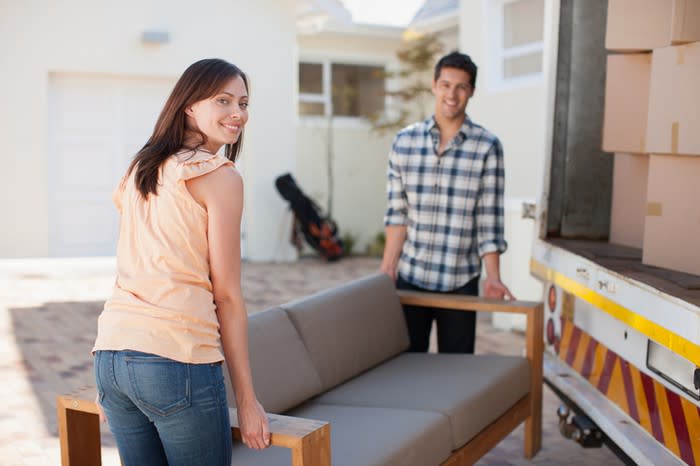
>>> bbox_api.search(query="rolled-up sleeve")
[384,144,408,226]
[476,138,508,256]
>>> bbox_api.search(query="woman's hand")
[237,398,270,450]
[95,394,107,423]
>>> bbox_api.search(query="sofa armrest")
[56,389,330,466]
[229,408,330,466]
[398,291,543,457]
[397,290,540,314]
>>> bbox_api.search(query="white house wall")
[0,0,298,261]
[440,28,460,53]
[296,32,401,253]
[460,0,546,327]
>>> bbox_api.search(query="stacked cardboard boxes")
[606,0,700,51]
[609,153,649,249]
[643,155,700,275]
[603,0,700,275]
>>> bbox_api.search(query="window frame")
[298,56,387,126]
[483,0,545,91]
[299,60,331,118]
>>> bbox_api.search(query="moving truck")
[531,1,700,465]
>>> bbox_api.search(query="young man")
[380,51,513,354]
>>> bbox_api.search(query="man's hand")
[380,261,397,281]
[380,225,407,283]
[237,398,270,450]
[483,276,515,300]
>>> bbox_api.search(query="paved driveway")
[0,256,622,465]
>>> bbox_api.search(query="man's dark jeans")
[396,275,480,354]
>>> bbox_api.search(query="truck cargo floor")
[546,238,700,307]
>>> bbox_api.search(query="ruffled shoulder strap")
[174,150,234,181]
[112,171,130,213]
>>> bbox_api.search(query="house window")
[487,0,545,87]
[298,61,384,118]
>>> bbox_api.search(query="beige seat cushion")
[231,444,291,465]
[231,403,452,466]
[314,353,531,449]
[225,307,323,413]
[282,274,409,391]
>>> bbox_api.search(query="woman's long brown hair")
[127,58,248,198]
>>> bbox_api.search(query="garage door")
[48,74,175,256]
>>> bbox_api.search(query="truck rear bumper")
[545,353,685,466]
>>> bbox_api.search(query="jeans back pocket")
[125,353,191,417]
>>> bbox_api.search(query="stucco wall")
[460,0,546,326]
[295,123,393,253]
[296,30,401,253]
[0,0,298,261]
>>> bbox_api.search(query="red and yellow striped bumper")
[557,318,700,465]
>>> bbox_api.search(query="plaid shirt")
[384,115,507,292]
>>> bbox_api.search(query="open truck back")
[531,1,700,465]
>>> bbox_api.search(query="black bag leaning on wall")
[275,173,344,261]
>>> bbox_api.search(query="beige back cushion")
[224,307,323,413]
[282,274,410,391]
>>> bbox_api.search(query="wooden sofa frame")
[57,292,543,466]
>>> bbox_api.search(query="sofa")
[58,273,543,466]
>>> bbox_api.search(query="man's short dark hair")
[434,51,478,88]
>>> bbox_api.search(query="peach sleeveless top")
[93,150,234,363]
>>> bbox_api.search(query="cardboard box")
[610,153,649,248]
[602,54,652,153]
[606,0,700,51]
[646,42,700,155]
[642,155,700,276]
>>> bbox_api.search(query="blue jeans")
[94,350,232,466]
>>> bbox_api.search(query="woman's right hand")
[95,394,107,423]
[237,398,270,450]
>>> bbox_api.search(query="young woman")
[92,58,269,466]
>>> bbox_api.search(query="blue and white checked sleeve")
[476,138,508,256]
[384,143,408,226]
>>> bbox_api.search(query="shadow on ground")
[9,300,118,448]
